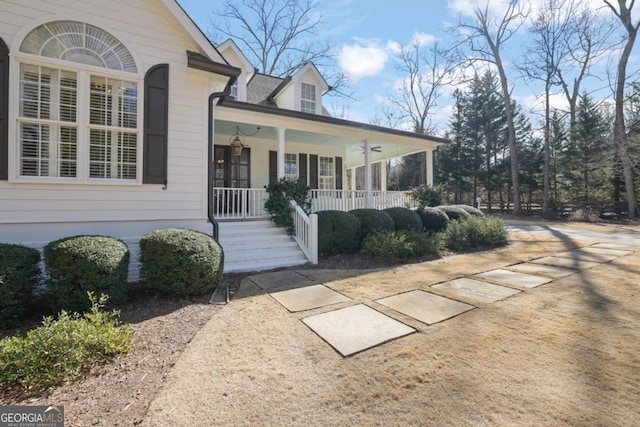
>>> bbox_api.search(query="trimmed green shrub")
[415,206,450,233]
[349,209,394,240]
[362,230,442,259]
[140,228,224,296]
[453,204,484,217]
[44,236,129,313]
[0,244,40,329]
[0,293,133,388]
[409,184,443,207]
[383,207,423,232]
[264,178,312,235]
[443,216,508,251]
[317,210,361,254]
[436,205,470,221]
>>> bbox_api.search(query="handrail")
[290,200,318,264]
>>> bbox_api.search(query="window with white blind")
[16,21,139,182]
[301,82,316,114]
[319,156,334,189]
[284,153,297,179]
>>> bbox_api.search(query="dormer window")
[301,82,316,114]
[229,81,238,100]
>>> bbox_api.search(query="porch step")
[218,221,309,273]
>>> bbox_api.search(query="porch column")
[380,161,387,191]
[277,127,286,179]
[426,148,434,187]
[364,139,373,208]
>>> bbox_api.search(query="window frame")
[318,155,334,190]
[10,52,143,185]
[284,152,298,180]
[300,82,316,114]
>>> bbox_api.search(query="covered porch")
[210,101,447,270]
[211,100,447,220]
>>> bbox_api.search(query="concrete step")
[218,220,309,273]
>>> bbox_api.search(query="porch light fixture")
[229,133,245,156]
[229,125,261,156]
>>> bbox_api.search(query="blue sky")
[177,0,637,135]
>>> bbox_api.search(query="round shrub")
[140,229,224,296]
[436,205,470,221]
[383,207,423,232]
[443,216,508,252]
[0,243,40,328]
[44,236,129,313]
[317,210,361,254]
[453,204,484,217]
[415,206,450,233]
[349,209,394,240]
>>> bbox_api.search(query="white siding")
[0,0,227,245]
[276,84,295,110]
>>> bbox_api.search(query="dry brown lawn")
[142,226,640,426]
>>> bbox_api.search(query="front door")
[213,146,250,216]
[214,146,250,188]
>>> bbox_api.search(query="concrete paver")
[554,250,618,263]
[575,247,632,257]
[270,284,351,312]
[592,243,638,251]
[506,262,576,278]
[474,269,553,289]
[530,256,600,270]
[432,278,521,303]
[250,270,314,291]
[302,304,415,357]
[376,290,475,325]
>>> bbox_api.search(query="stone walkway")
[249,243,634,357]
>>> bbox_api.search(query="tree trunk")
[606,0,640,219]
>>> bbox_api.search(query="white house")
[0,0,448,275]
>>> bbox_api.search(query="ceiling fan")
[356,145,382,153]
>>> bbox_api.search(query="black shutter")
[268,150,277,184]
[309,155,318,189]
[0,38,8,180]
[335,156,343,190]
[298,153,307,185]
[143,64,169,185]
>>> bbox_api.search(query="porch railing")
[290,200,318,264]
[212,187,418,219]
[212,187,269,219]
[309,190,417,212]
[212,187,415,264]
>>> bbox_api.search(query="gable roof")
[246,73,286,105]
[160,0,230,66]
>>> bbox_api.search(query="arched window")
[20,21,137,73]
[16,21,139,181]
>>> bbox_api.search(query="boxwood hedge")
[44,236,129,313]
[0,243,41,328]
[140,228,224,296]
[383,207,423,232]
[317,210,361,254]
[415,206,450,233]
[349,209,394,240]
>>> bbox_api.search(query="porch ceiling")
[214,105,447,167]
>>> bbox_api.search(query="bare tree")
[388,41,456,135]
[556,2,615,131]
[604,0,640,218]
[456,1,530,215]
[522,0,575,216]
[209,0,350,97]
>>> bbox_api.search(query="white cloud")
[338,40,389,82]
[338,32,439,82]
[410,32,437,47]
